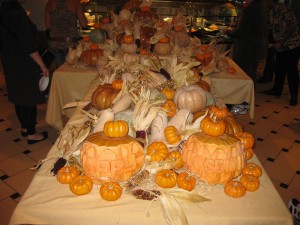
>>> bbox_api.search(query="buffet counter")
[46,63,98,131]
[46,58,254,131]
[9,87,292,225]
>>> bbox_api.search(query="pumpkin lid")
[190,132,241,145]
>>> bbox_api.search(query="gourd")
[200,114,226,137]
[240,174,260,192]
[103,120,129,138]
[112,79,123,90]
[154,37,172,56]
[69,175,93,195]
[80,122,145,182]
[174,85,207,113]
[100,181,122,201]
[122,52,140,64]
[91,84,120,110]
[155,169,177,188]
[164,126,181,145]
[161,87,175,100]
[121,35,137,54]
[242,163,262,178]
[182,132,246,185]
[90,22,108,44]
[235,132,255,149]
[162,100,177,118]
[147,141,169,162]
[56,166,79,184]
[80,44,103,67]
[176,172,196,191]
[224,180,246,198]
[167,150,183,170]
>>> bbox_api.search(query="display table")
[46,63,98,131]
[10,89,292,225]
[46,59,254,131]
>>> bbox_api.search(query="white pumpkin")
[154,42,172,56]
[121,43,138,54]
[174,85,206,113]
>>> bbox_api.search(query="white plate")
[39,76,49,92]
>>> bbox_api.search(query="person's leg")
[286,47,300,106]
[259,48,276,83]
[14,104,27,135]
[272,51,287,96]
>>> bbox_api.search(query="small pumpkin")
[240,174,260,192]
[90,24,108,44]
[91,83,120,110]
[103,120,129,138]
[224,180,246,198]
[235,132,255,150]
[209,105,230,120]
[147,141,169,162]
[155,169,177,188]
[246,148,254,160]
[177,172,196,191]
[56,166,79,184]
[164,126,181,145]
[112,79,124,90]
[154,42,172,56]
[162,87,175,100]
[159,37,170,43]
[167,150,183,170]
[123,34,135,44]
[200,115,226,137]
[199,44,208,52]
[174,25,184,32]
[162,100,177,118]
[82,35,90,42]
[100,181,122,201]
[243,163,262,178]
[80,48,103,67]
[69,175,93,195]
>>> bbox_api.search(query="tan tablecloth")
[10,85,291,225]
[46,63,98,131]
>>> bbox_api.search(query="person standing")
[262,0,300,106]
[0,0,49,144]
[227,0,268,83]
[45,0,87,68]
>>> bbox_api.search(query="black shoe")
[261,89,281,97]
[21,131,28,137]
[290,97,298,106]
[257,77,272,84]
[27,132,48,145]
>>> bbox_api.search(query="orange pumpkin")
[182,132,246,185]
[93,22,101,29]
[56,166,79,184]
[176,172,196,191]
[140,5,151,12]
[155,169,177,188]
[235,132,255,149]
[123,34,135,44]
[164,126,181,145]
[243,163,262,178]
[112,79,123,90]
[162,100,177,118]
[159,37,170,43]
[246,148,254,160]
[91,83,120,110]
[200,115,226,137]
[199,44,208,52]
[90,43,99,50]
[174,25,184,32]
[82,35,90,42]
[102,17,110,24]
[80,48,103,67]
[100,181,122,201]
[81,132,145,183]
[240,174,260,192]
[69,175,93,195]
[103,120,129,138]
[167,150,183,170]
[147,141,169,162]
[224,180,246,198]
[209,106,230,120]
[162,87,175,100]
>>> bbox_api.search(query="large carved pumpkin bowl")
[80,132,145,183]
[182,132,246,185]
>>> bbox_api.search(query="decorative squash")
[56,166,79,184]
[164,126,181,145]
[69,175,93,195]
[80,132,145,183]
[162,100,177,117]
[246,148,254,160]
[123,34,135,44]
[167,150,183,170]
[155,169,177,188]
[112,79,123,90]
[177,172,196,191]
[174,85,207,113]
[182,132,246,185]
[100,181,122,201]
[242,163,262,178]
[224,180,246,198]
[91,84,120,110]
[154,42,172,56]
[121,43,138,54]
[90,23,108,44]
[235,132,255,149]
[162,87,175,100]
[240,174,260,192]
[209,105,230,120]
[80,48,103,67]
[200,115,226,137]
[147,141,169,162]
[103,120,129,138]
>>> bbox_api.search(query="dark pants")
[15,104,37,135]
[273,47,300,98]
[262,47,276,81]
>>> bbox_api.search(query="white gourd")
[92,108,114,133]
[66,48,78,65]
[112,94,133,114]
[167,109,193,131]
[150,112,168,143]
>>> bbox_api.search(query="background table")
[10,87,291,225]
[46,63,98,131]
